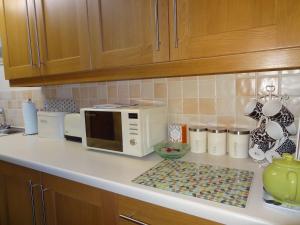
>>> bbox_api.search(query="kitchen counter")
[0,134,299,225]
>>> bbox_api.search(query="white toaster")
[64,113,82,142]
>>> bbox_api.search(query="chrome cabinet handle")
[32,0,41,67]
[119,214,149,225]
[154,0,160,51]
[28,180,39,225]
[40,185,49,225]
[173,0,178,48]
[25,0,33,66]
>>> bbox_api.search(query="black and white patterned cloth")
[44,99,78,113]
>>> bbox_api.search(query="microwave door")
[85,111,123,152]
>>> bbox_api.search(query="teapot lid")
[273,153,300,169]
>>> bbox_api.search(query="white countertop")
[0,134,299,225]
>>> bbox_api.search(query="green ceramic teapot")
[263,153,300,206]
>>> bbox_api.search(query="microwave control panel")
[127,113,139,147]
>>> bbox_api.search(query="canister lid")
[207,127,227,133]
[189,126,207,132]
[228,128,250,135]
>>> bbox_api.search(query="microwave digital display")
[85,111,123,152]
[128,113,138,119]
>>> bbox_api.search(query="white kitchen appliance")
[64,113,82,142]
[37,111,67,139]
[22,99,38,135]
[81,105,167,157]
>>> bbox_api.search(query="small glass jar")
[227,128,250,158]
[207,127,227,156]
[189,126,207,153]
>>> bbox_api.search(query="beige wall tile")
[167,77,182,81]
[118,84,129,99]
[236,72,256,78]
[108,85,117,98]
[216,98,236,116]
[236,116,257,129]
[198,98,216,114]
[182,76,197,80]
[217,116,235,127]
[98,84,108,99]
[183,79,198,98]
[198,75,215,80]
[286,97,300,118]
[236,97,253,116]
[154,83,167,98]
[22,90,33,100]
[72,88,80,99]
[167,81,182,99]
[129,83,141,98]
[57,87,72,99]
[281,75,300,96]
[199,115,217,126]
[141,80,154,99]
[257,71,279,76]
[257,77,278,96]
[2,69,300,128]
[153,78,167,83]
[236,78,256,96]
[183,98,198,114]
[198,79,215,98]
[168,99,183,114]
[88,87,98,98]
[80,87,89,99]
[216,74,236,97]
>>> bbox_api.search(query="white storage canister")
[228,128,250,158]
[207,127,227,156]
[189,126,207,153]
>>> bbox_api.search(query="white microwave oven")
[80,105,167,157]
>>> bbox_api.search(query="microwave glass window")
[85,111,123,152]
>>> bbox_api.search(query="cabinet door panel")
[35,0,91,75]
[170,0,300,60]
[42,173,117,225]
[0,162,41,225]
[0,0,40,79]
[88,0,169,69]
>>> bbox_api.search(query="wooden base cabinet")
[0,162,117,225]
[0,161,220,225]
[0,161,41,225]
[41,173,117,225]
[116,195,221,225]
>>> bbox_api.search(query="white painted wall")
[0,65,41,91]
[0,65,10,90]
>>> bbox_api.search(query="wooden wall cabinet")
[87,0,169,69]
[170,0,300,61]
[0,0,91,80]
[34,0,91,75]
[0,0,40,79]
[2,0,300,86]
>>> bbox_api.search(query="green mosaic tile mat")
[133,160,254,208]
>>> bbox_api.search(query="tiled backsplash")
[0,69,300,129]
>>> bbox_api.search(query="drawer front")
[117,195,221,225]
